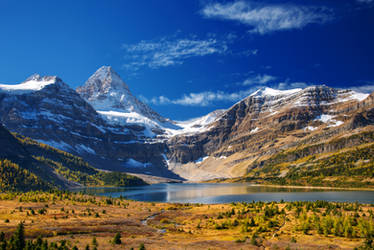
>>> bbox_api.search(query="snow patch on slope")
[165,109,225,136]
[338,91,369,103]
[0,78,56,94]
[195,156,209,164]
[314,114,344,127]
[329,120,344,127]
[250,87,302,97]
[125,158,152,168]
[304,126,317,131]
[315,114,335,123]
[250,127,259,134]
[162,154,170,166]
[98,110,156,137]
[98,110,157,126]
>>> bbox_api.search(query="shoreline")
[247,183,374,191]
[199,177,374,191]
[67,181,374,192]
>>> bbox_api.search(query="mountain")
[166,85,374,184]
[1,67,373,187]
[77,66,179,138]
[0,123,54,191]
[0,74,109,152]
[165,109,226,136]
[0,124,146,191]
[0,73,179,179]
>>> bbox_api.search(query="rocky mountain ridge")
[0,72,178,179]
[1,67,374,183]
[0,124,146,191]
[77,66,179,138]
[166,85,373,181]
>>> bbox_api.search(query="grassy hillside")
[18,135,146,187]
[0,191,372,249]
[240,132,374,188]
[0,159,53,192]
[0,125,146,191]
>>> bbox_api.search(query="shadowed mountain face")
[76,66,164,122]
[167,86,374,181]
[0,123,68,190]
[0,124,147,191]
[1,67,374,183]
[0,73,181,180]
[0,123,28,160]
[76,66,178,136]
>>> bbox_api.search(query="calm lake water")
[76,183,374,204]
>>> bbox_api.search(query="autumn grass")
[0,192,373,249]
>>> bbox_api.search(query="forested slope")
[0,124,146,191]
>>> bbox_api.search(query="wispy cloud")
[122,34,230,71]
[350,83,374,93]
[277,80,309,90]
[142,89,255,107]
[201,1,334,34]
[142,74,314,107]
[241,74,276,86]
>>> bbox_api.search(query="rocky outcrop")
[166,86,374,180]
[1,68,373,182]
[77,66,177,135]
[0,74,180,179]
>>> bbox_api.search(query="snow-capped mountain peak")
[250,87,302,98]
[0,75,59,94]
[77,66,178,137]
[77,66,146,112]
[90,65,129,91]
[245,85,369,110]
[25,73,43,81]
[77,66,130,100]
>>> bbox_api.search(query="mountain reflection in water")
[75,183,374,204]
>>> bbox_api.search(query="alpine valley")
[1,66,374,189]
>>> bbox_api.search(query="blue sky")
[0,0,373,120]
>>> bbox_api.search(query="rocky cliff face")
[166,86,373,181]
[1,68,373,182]
[0,74,179,179]
[77,66,178,138]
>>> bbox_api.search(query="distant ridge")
[0,67,373,187]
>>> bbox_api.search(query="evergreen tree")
[14,222,26,250]
[113,232,121,244]
[92,236,98,250]
[139,243,146,250]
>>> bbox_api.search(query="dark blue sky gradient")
[0,0,373,119]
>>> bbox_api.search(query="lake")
[76,183,374,204]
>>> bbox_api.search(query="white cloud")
[201,1,333,34]
[122,35,229,71]
[146,89,255,107]
[241,74,276,86]
[142,73,318,107]
[350,84,374,93]
[145,80,306,107]
[145,81,308,107]
[277,80,309,90]
[142,77,374,107]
